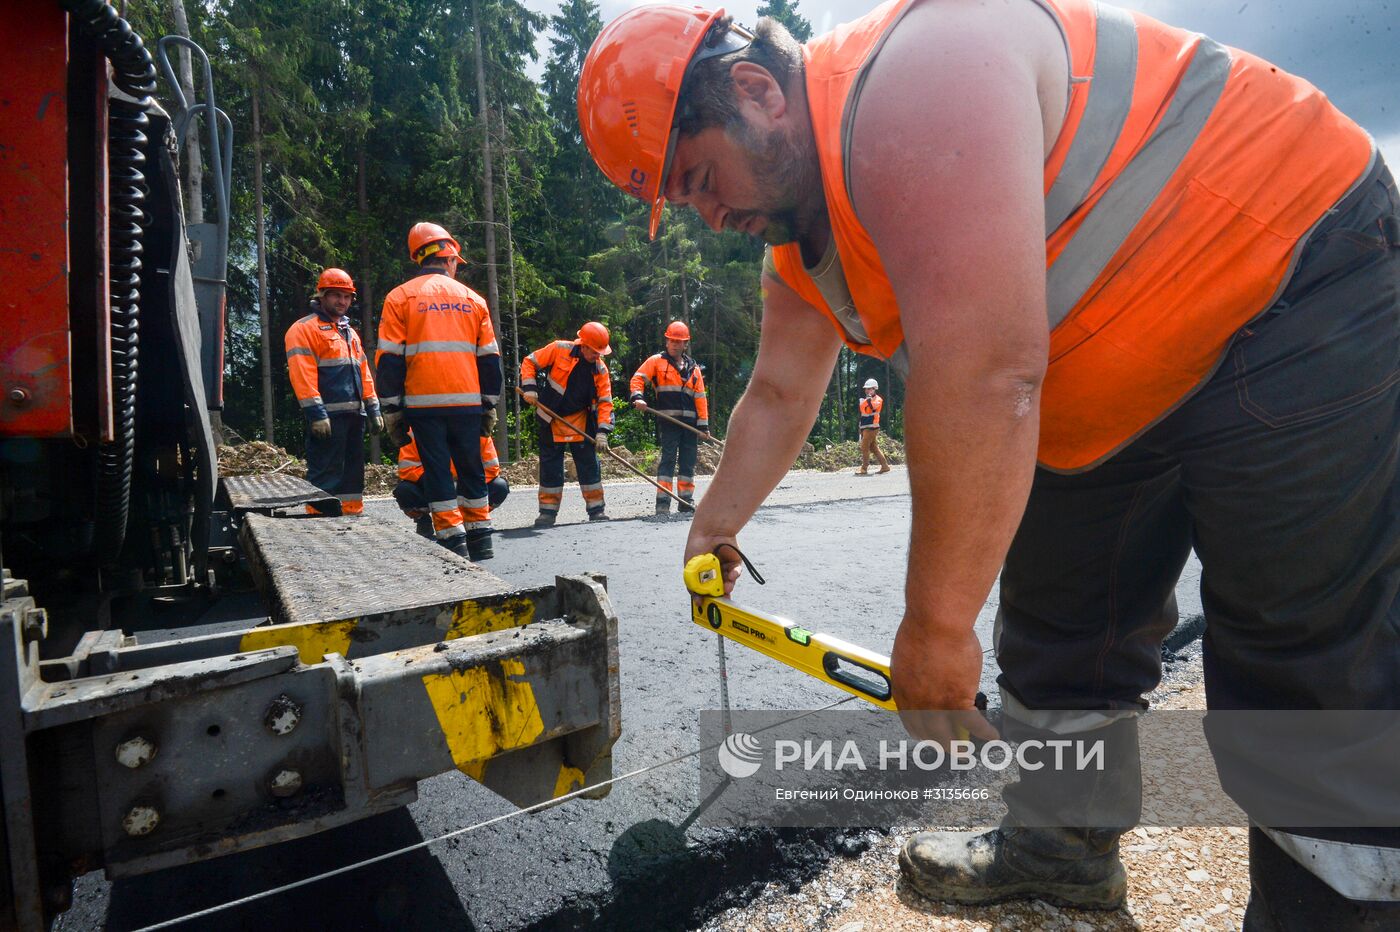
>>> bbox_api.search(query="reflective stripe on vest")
[768,0,1373,472]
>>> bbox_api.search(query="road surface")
[62,468,1204,931]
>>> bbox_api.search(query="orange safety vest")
[630,352,709,428]
[376,270,501,410]
[284,307,378,421]
[769,0,1374,472]
[521,341,616,442]
[397,435,500,484]
[859,394,882,430]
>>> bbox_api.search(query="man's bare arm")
[685,271,842,591]
[850,0,1056,733]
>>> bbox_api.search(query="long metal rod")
[641,405,724,448]
[717,635,732,737]
[515,389,691,508]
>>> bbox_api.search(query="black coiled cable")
[61,0,158,565]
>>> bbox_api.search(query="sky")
[524,0,1399,168]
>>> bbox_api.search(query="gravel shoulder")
[701,648,1246,932]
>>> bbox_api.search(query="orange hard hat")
[665,320,691,340]
[316,267,356,294]
[407,222,462,264]
[578,5,753,240]
[576,321,613,356]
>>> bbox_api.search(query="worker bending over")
[521,323,615,527]
[580,0,1400,923]
[630,320,710,512]
[377,223,501,561]
[284,268,382,515]
[395,431,509,539]
[856,378,890,476]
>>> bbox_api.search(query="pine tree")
[757,0,813,42]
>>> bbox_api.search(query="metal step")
[219,473,339,515]
[239,509,509,634]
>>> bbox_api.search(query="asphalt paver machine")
[0,4,620,928]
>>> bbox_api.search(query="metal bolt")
[122,805,160,837]
[268,769,303,798]
[7,387,28,405]
[114,736,157,769]
[263,694,303,736]
[21,607,47,644]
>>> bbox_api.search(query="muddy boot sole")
[898,833,1126,911]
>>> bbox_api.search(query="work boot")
[533,512,557,529]
[678,497,696,513]
[439,535,471,559]
[588,510,610,521]
[413,516,435,540]
[655,499,671,515]
[466,528,494,561]
[900,827,1126,910]
[904,709,1139,910]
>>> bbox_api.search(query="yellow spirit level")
[684,553,897,710]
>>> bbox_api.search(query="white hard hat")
[864,379,878,390]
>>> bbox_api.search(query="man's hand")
[382,410,410,448]
[890,615,998,745]
[369,412,384,434]
[310,418,332,440]
[594,432,609,452]
[522,390,539,406]
[633,398,648,411]
[683,529,744,599]
[482,408,498,436]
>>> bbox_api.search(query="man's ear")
[730,61,787,125]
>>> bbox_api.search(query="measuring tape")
[684,552,898,710]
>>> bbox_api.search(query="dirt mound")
[217,441,398,495]
[795,438,905,472]
[215,434,900,494]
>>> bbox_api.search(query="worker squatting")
[285,222,734,553]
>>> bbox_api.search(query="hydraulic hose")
[61,0,158,565]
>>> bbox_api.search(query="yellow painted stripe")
[554,764,586,798]
[421,658,545,773]
[239,619,359,665]
[445,596,535,640]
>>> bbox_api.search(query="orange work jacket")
[376,269,502,411]
[768,0,1374,472]
[397,435,499,483]
[859,394,882,430]
[629,352,709,428]
[284,304,378,421]
[521,340,615,442]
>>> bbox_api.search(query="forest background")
[130,0,902,465]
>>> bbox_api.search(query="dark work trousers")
[303,413,365,515]
[406,410,488,540]
[394,475,509,516]
[655,420,698,509]
[994,160,1400,924]
[537,421,604,517]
